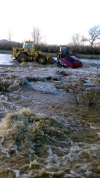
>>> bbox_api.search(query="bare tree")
[82,25,100,47]
[31,27,42,44]
[7,30,12,41]
[72,33,81,45]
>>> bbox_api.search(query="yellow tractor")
[12,40,54,64]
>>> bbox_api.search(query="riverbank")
[0,49,12,54]
[77,53,100,60]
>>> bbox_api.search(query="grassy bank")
[51,53,100,59]
[77,54,100,59]
[0,50,12,54]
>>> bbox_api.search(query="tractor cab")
[23,40,34,49]
[57,46,70,60]
[60,46,67,54]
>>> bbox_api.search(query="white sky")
[0,0,100,45]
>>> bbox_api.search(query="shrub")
[67,80,100,106]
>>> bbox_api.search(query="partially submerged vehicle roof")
[69,56,80,60]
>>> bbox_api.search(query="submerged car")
[58,56,83,68]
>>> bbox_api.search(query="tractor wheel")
[37,55,47,64]
[18,54,28,63]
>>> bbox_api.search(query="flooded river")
[0,53,100,66]
[0,54,14,65]
[0,106,100,178]
[0,54,100,177]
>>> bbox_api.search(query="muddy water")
[0,105,100,178]
[0,57,100,177]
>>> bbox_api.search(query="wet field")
[0,54,100,177]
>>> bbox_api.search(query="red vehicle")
[57,46,83,68]
[58,56,83,68]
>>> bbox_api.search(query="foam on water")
[0,107,100,178]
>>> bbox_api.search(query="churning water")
[0,54,100,177]
[0,106,100,178]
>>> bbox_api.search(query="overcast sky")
[0,0,100,44]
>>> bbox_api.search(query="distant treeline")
[0,41,22,50]
[35,43,100,55]
[0,41,100,54]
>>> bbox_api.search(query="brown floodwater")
[0,105,100,178]
[0,55,100,177]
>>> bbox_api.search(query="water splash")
[0,107,100,178]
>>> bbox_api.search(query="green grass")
[0,50,12,54]
[77,54,100,59]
